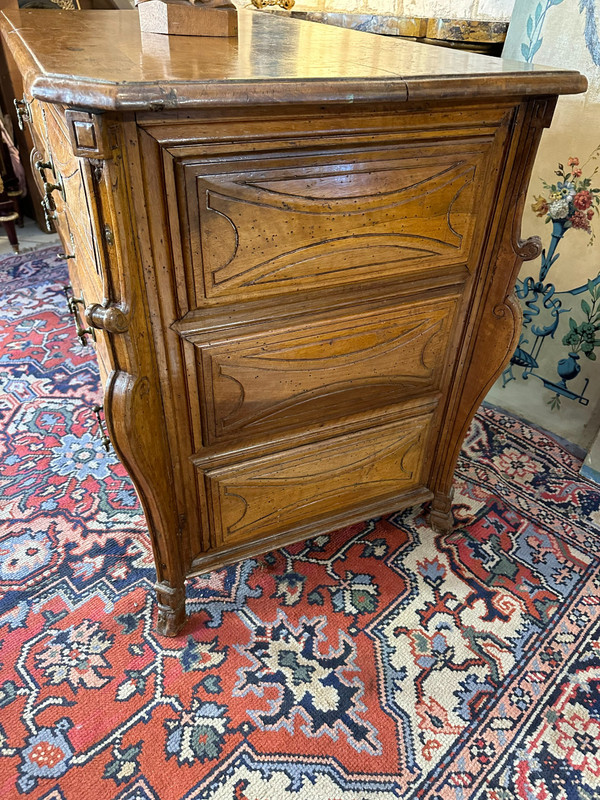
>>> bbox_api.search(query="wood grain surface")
[204,414,431,546]
[0,9,587,111]
[1,9,586,636]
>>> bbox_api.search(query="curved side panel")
[103,370,185,635]
[427,98,557,527]
[104,371,178,567]
[75,117,188,638]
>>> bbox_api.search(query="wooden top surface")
[0,8,587,112]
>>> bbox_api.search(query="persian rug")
[1,246,600,800]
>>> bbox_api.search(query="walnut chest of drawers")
[1,8,586,635]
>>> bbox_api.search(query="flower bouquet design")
[531,156,600,281]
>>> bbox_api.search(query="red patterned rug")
[1,246,600,800]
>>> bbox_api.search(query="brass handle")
[84,303,129,334]
[35,160,54,184]
[44,180,62,196]
[92,404,111,452]
[251,0,295,8]
[41,195,56,232]
[63,285,96,347]
[42,174,64,208]
[40,173,64,233]
[14,98,30,131]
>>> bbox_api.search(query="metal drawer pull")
[41,192,57,232]
[57,253,75,260]
[42,175,64,211]
[34,160,54,183]
[36,162,64,232]
[92,404,111,452]
[62,285,95,347]
[14,98,30,131]
[37,160,57,232]
[44,178,63,197]
[84,302,129,334]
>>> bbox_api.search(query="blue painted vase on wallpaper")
[557,352,581,387]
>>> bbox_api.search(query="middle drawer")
[183,293,459,447]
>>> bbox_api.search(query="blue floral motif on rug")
[0,247,599,800]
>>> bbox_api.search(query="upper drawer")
[180,140,495,304]
[33,103,111,385]
[42,103,103,298]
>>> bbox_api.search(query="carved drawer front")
[42,103,103,299]
[184,141,491,304]
[203,414,431,547]
[190,296,457,445]
[35,104,111,383]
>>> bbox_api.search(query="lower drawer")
[202,413,431,547]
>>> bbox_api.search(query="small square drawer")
[202,413,431,547]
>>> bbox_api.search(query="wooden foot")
[155,579,186,636]
[429,489,454,533]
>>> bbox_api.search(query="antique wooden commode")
[1,9,586,635]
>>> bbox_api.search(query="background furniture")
[0,0,130,245]
[0,134,22,252]
[1,8,585,635]
[0,0,44,234]
[255,9,509,54]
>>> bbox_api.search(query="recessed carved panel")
[188,297,457,444]
[44,104,103,292]
[187,147,488,301]
[203,414,431,546]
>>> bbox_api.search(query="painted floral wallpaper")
[486,0,600,452]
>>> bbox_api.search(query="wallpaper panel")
[487,0,600,450]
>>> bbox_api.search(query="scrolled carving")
[510,155,543,264]
[513,234,542,262]
[30,147,49,192]
[492,302,509,319]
